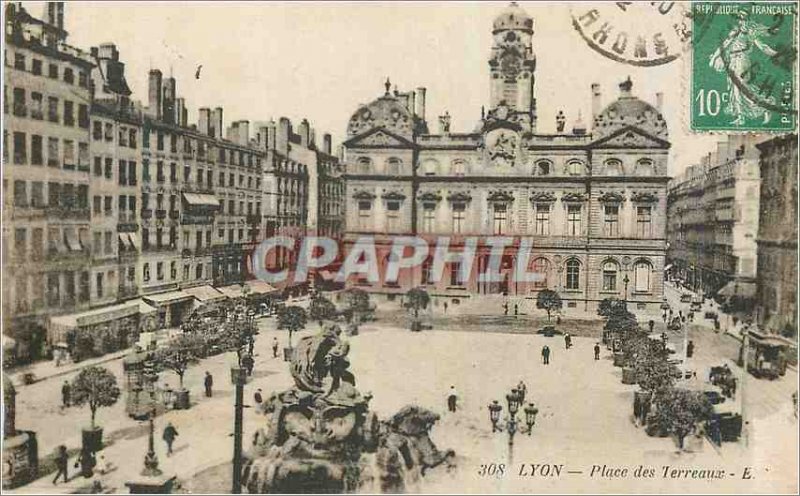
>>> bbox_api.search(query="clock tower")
[488,2,536,132]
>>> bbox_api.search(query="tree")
[598,297,625,318]
[71,366,121,429]
[309,294,337,326]
[631,339,675,394]
[217,315,257,364]
[342,288,371,321]
[154,333,203,389]
[536,289,562,322]
[604,305,639,335]
[652,388,713,450]
[405,287,430,320]
[277,306,307,348]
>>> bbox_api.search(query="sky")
[24,1,720,176]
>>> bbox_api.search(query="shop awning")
[183,193,220,208]
[217,284,246,299]
[48,301,142,332]
[126,233,139,250]
[663,264,673,271]
[244,280,278,295]
[143,290,194,306]
[65,231,82,252]
[718,281,756,299]
[184,285,228,302]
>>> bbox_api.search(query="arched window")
[605,159,622,176]
[422,159,439,176]
[386,157,402,176]
[567,160,584,176]
[565,259,580,290]
[451,159,466,176]
[602,261,618,291]
[356,157,372,174]
[535,160,551,176]
[633,260,652,292]
[636,158,655,176]
[530,258,550,288]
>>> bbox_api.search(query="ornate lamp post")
[623,274,630,303]
[488,400,502,433]
[231,365,247,494]
[489,387,534,465]
[523,402,539,436]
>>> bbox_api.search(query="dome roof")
[347,95,415,138]
[493,2,533,33]
[593,78,668,140]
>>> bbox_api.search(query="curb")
[10,351,129,387]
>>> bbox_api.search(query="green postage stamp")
[691,2,797,132]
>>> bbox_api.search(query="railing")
[141,208,153,219]
[155,209,167,220]
[46,207,90,220]
[181,214,214,225]
[118,285,140,299]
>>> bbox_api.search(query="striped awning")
[184,285,228,302]
[143,290,194,306]
[183,193,220,208]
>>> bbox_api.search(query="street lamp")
[488,387,536,464]
[230,366,247,494]
[623,274,630,303]
[523,402,539,436]
[141,406,162,477]
[488,400,502,433]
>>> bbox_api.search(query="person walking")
[443,301,448,314]
[447,386,458,412]
[272,337,279,359]
[594,343,601,360]
[517,380,527,403]
[204,371,213,397]
[503,302,509,316]
[247,336,255,357]
[564,333,572,350]
[541,345,551,365]
[61,381,71,408]
[76,448,95,478]
[162,422,178,456]
[52,445,69,484]
[686,340,695,358]
[254,388,263,412]
[242,353,255,376]
[514,303,519,317]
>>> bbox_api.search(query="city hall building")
[341,2,670,314]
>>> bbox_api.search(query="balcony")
[11,205,47,220]
[141,208,153,219]
[155,209,167,220]
[181,213,214,225]
[46,206,90,220]
[169,210,180,220]
[118,285,139,299]
[156,175,166,184]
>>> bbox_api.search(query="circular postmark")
[571,2,693,67]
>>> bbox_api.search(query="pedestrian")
[162,422,178,456]
[503,302,509,316]
[686,340,694,358]
[662,312,667,323]
[541,345,550,365]
[94,451,111,475]
[517,380,527,403]
[730,377,737,398]
[272,337,279,358]
[204,371,213,397]
[447,386,458,412]
[61,380,71,408]
[594,343,600,360]
[247,336,255,357]
[76,448,95,478]
[254,388,263,411]
[514,303,519,317]
[52,445,69,484]
[443,301,448,314]
[564,333,572,350]
[679,310,683,319]
[242,354,255,376]
[556,314,561,325]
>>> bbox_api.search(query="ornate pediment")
[591,125,670,150]
[487,190,515,203]
[417,191,442,203]
[381,191,406,201]
[446,191,473,203]
[352,190,376,200]
[561,192,587,203]
[598,191,625,203]
[631,192,658,203]
[359,130,407,147]
[530,191,556,203]
[343,126,415,149]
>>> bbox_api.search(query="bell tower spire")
[488,2,537,132]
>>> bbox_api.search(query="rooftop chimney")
[198,107,210,135]
[277,117,291,155]
[211,107,223,139]
[238,120,250,146]
[162,77,176,124]
[415,87,427,121]
[44,2,65,30]
[148,69,163,120]
[322,133,332,155]
[175,98,186,127]
[266,120,277,151]
[298,119,310,148]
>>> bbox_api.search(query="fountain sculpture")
[241,325,454,493]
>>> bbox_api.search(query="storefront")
[184,285,228,317]
[142,290,195,329]
[218,284,247,300]
[47,300,157,362]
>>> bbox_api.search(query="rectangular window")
[603,205,619,237]
[118,127,128,147]
[13,132,26,164]
[96,273,104,299]
[63,100,74,126]
[63,140,75,168]
[566,205,581,236]
[31,135,42,165]
[93,121,102,140]
[63,68,74,84]
[450,262,462,286]
[31,59,42,75]
[13,180,27,206]
[12,87,26,117]
[78,143,88,168]
[104,231,113,254]
[14,53,25,70]
[104,158,113,179]
[492,203,507,235]
[31,182,44,207]
[47,96,58,122]
[357,200,372,230]
[48,63,58,79]
[535,204,550,235]
[636,206,652,238]
[128,162,137,185]
[119,161,127,186]
[78,104,89,128]
[129,129,137,149]
[47,137,59,167]
[142,160,150,182]
[143,263,151,282]
[157,132,164,151]
[104,123,113,142]
[386,201,400,232]
[93,196,101,215]
[422,203,436,233]
[30,91,42,119]
[452,203,465,234]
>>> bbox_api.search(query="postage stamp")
[690,2,797,132]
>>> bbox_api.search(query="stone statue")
[242,327,453,493]
[556,110,566,132]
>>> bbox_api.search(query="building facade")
[666,136,762,299]
[754,134,798,337]
[341,3,670,314]
[3,2,95,360]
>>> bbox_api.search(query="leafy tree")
[154,333,203,389]
[405,287,430,320]
[652,388,714,450]
[536,289,562,322]
[598,297,625,318]
[217,316,257,364]
[277,306,308,348]
[342,288,371,321]
[604,305,640,335]
[71,366,121,429]
[631,339,675,394]
[309,295,337,326]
